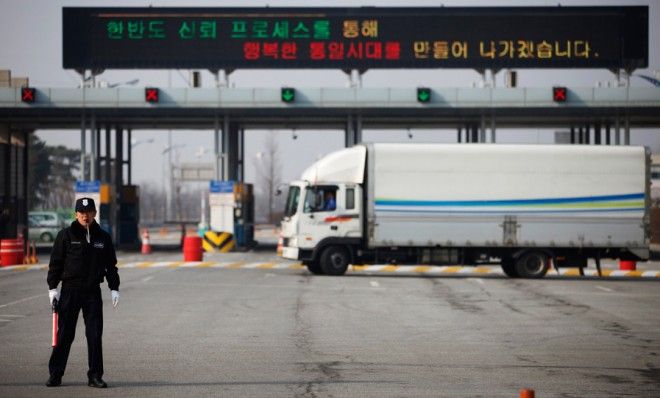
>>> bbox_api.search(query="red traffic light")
[21,87,36,103]
[145,87,159,103]
[553,86,567,102]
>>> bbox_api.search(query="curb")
[2,263,660,278]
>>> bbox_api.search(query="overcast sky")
[1,0,658,193]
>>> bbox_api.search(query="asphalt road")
[1,253,659,397]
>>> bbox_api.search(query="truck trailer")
[279,143,650,278]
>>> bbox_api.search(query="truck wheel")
[40,232,53,243]
[320,246,349,276]
[305,262,324,275]
[515,251,549,278]
[501,258,519,278]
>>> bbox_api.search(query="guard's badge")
[93,242,104,249]
[83,199,89,206]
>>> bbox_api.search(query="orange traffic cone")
[30,241,38,264]
[277,235,283,256]
[141,229,152,254]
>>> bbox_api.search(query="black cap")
[75,197,96,212]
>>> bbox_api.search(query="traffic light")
[281,87,295,103]
[145,87,159,103]
[21,87,36,103]
[417,87,431,103]
[553,86,567,103]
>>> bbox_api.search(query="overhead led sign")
[63,7,648,70]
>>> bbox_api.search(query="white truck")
[280,143,650,278]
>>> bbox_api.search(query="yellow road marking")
[193,262,214,268]
[289,263,305,269]
[226,262,246,269]
[474,266,492,273]
[381,265,399,272]
[412,266,432,273]
[441,266,462,273]
[563,269,582,276]
[625,270,644,277]
[258,263,275,269]
[168,262,183,269]
[136,262,155,269]
[352,265,368,271]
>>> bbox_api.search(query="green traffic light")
[417,88,431,103]
[281,87,295,103]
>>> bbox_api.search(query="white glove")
[48,289,59,305]
[111,290,119,308]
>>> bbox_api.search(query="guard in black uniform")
[46,197,120,388]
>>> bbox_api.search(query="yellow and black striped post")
[202,231,235,253]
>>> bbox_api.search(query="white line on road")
[473,278,485,285]
[596,285,614,292]
[0,294,44,309]
[0,314,25,318]
[0,319,12,322]
[141,276,154,282]
[370,281,380,288]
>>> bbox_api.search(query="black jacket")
[47,220,120,291]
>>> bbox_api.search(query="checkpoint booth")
[75,180,139,249]
[205,180,254,252]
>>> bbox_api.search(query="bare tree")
[254,132,283,224]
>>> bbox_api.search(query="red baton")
[51,299,59,347]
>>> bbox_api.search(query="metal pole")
[90,114,96,180]
[105,125,111,183]
[95,127,101,180]
[239,127,244,183]
[624,116,630,145]
[585,124,590,145]
[615,117,621,145]
[167,130,172,220]
[606,123,611,145]
[345,115,353,147]
[490,114,496,143]
[115,126,123,245]
[80,115,86,181]
[570,126,575,144]
[127,129,132,185]
[214,114,220,180]
[222,116,229,180]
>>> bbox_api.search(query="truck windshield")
[284,186,300,217]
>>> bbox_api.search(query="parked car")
[28,211,66,243]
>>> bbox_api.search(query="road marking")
[473,278,485,285]
[141,276,154,282]
[0,294,44,309]
[0,314,25,318]
[370,281,380,288]
[596,285,614,292]
[3,261,660,279]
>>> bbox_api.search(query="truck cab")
[281,181,362,274]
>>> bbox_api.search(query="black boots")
[87,376,108,388]
[45,375,61,387]
[46,375,108,388]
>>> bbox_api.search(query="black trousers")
[48,285,104,379]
